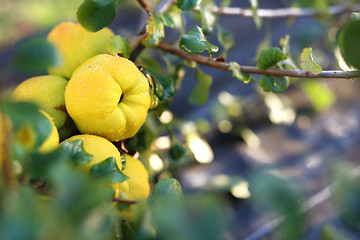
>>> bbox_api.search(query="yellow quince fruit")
[12,75,75,140]
[38,111,60,153]
[122,154,150,200]
[63,134,129,197]
[65,54,150,142]
[47,22,114,79]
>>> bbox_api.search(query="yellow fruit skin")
[65,54,150,141]
[64,134,128,196]
[47,22,114,79]
[123,154,150,200]
[12,75,75,139]
[38,111,60,153]
[64,134,122,171]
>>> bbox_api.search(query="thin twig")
[194,4,360,19]
[130,0,175,60]
[156,42,360,79]
[136,0,153,14]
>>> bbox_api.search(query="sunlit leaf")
[90,157,128,184]
[13,36,59,74]
[300,47,322,75]
[220,0,232,7]
[256,47,287,70]
[176,0,201,11]
[77,0,117,32]
[189,67,213,105]
[159,13,176,28]
[301,80,335,112]
[200,0,217,35]
[337,19,360,69]
[179,26,219,54]
[228,62,253,83]
[249,0,262,28]
[278,35,298,70]
[105,36,131,58]
[142,14,165,47]
[259,75,289,93]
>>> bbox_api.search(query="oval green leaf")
[179,26,219,54]
[77,0,117,32]
[256,47,287,70]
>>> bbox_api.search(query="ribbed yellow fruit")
[47,22,114,79]
[65,54,150,141]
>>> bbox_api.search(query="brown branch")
[194,4,360,19]
[156,41,360,79]
[136,0,153,14]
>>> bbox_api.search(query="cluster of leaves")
[0,101,232,240]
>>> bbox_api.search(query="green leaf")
[300,47,322,75]
[199,0,217,35]
[259,75,289,93]
[188,67,213,105]
[60,139,93,166]
[149,178,184,202]
[216,24,234,57]
[256,47,287,70]
[176,0,201,11]
[301,80,335,112]
[278,35,298,70]
[331,162,360,228]
[220,0,232,7]
[337,19,360,69]
[351,12,360,21]
[105,36,131,58]
[228,62,253,83]
[1,101,52,151]
[13,36,59,74]
[321,223,351,240]
[159,13,176,28]
[77,0,117,32]
[250,172,304,239]
[249,0,262,29]
[144,67,175,103]
[142,14,165,47]
[169,134,187,161]
[25,140,93,178]
[90,157,128,184]
[179,26,219,54]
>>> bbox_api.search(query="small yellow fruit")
[12,75,75,139]
[38,111,59,153]
[63,134,129,196]
[122,154,150,200]
[64,134,122,171]
[47,22,114,79]
[65,54,150,141]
